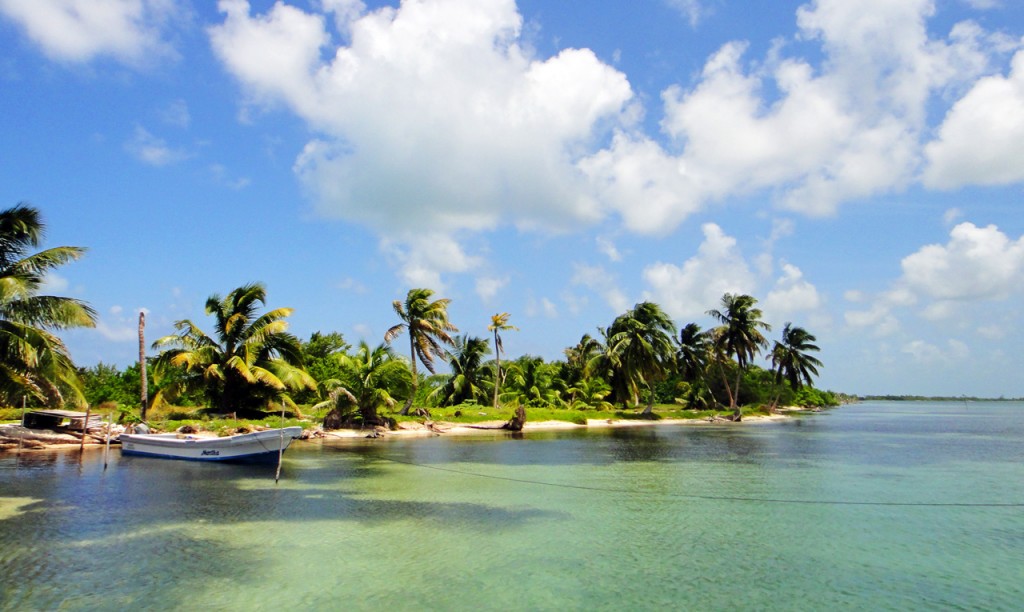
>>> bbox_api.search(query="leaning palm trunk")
[401,334,417,415]
[732,368,744,421]
[716,361,736,411]
[641,383,655,417]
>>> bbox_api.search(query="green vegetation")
[0,205,97,407]
[151,283,316,417]
[70,290,841,433]
[384,288,458,416]
[0,208,841,433]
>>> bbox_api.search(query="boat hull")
[120,427,304,464]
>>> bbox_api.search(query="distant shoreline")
[860,396,1024,402]
[1,410,804,453]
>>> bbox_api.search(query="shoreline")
[0,409,806,454]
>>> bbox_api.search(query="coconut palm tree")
[151,283,315,415]
[675,322,713,410]
[707,293,771,420]
[605,302,677,415]
[384,288,458,415]
[315,341,410,428]
[488,312,518,409]
[503,356,559,407]
[0,205,96,407]
[431,334,491,407]
[769,323,823,411]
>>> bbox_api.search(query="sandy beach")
[0,410,800,452]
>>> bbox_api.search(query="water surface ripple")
[1,401,1021,610]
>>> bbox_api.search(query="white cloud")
[763,263,822,319]
[900,222,1024,301]
[125,125,188,166]
[664,0,706,28]
[924,50,1024,189]
[475,276,508,302]
[0,0,179,65]
[845,304,900,336]
[159,99,191,128]
[213,0,633,238]
[209,163,251,190]
[525,295,558,319]
[943,208,964,225]
[596,236,622,262]
[902,338,969,364]
[40,272,69,294]
[582,0,1010,227]
[962,0,1000,9]
[977,324,1002,340]
[641,223,756,319]
[572,263,628,314]
[381,232,481,291]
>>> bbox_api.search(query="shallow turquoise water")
[1,402,1022,610]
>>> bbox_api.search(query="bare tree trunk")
[401,334,416,415]
[492,329,501,410]
[139,312,148,421]
[504,404,526,431]
[732,368,743,421]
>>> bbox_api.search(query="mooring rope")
[371,454,1024,508]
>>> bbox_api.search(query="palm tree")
[488,312,518,409]
[315,341,410,428]
[675,322,713,410]
[605,302,677,415]
[151,283,315,415]
[706,293,771,420]
[431,334,491,406]
[384,288,458,415]
[0,205,96,407]
[503,356,559,407]
[769,323,823,411]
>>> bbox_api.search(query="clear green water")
[2,402,1022,610]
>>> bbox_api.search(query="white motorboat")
[119,426,304,463]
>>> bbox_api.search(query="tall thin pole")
[79,406,91,455]
[275,401,286,483]
[139,311,148,421]
[17,396,25,454]
[103,413,112,470]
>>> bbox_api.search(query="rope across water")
[372,453,1024,508]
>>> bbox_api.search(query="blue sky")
[1,0,1023,397]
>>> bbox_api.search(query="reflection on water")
[1,402,1022,610]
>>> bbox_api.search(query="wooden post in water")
[17,396,25,454]
[79,406,92,454]
[275,401,286,483]
[103,413,112,470]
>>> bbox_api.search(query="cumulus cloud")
[641,223,757,319]
[900,222,1024,301]
[763,263,823,320]
[845,222,1024,336]
[210,0,641,285]
[213,0,632,236]
[923,50,1024,189]
[0,0,179,65]
[206,0,1024,287]
[381,232,481,290]
[581,0,1009,225]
